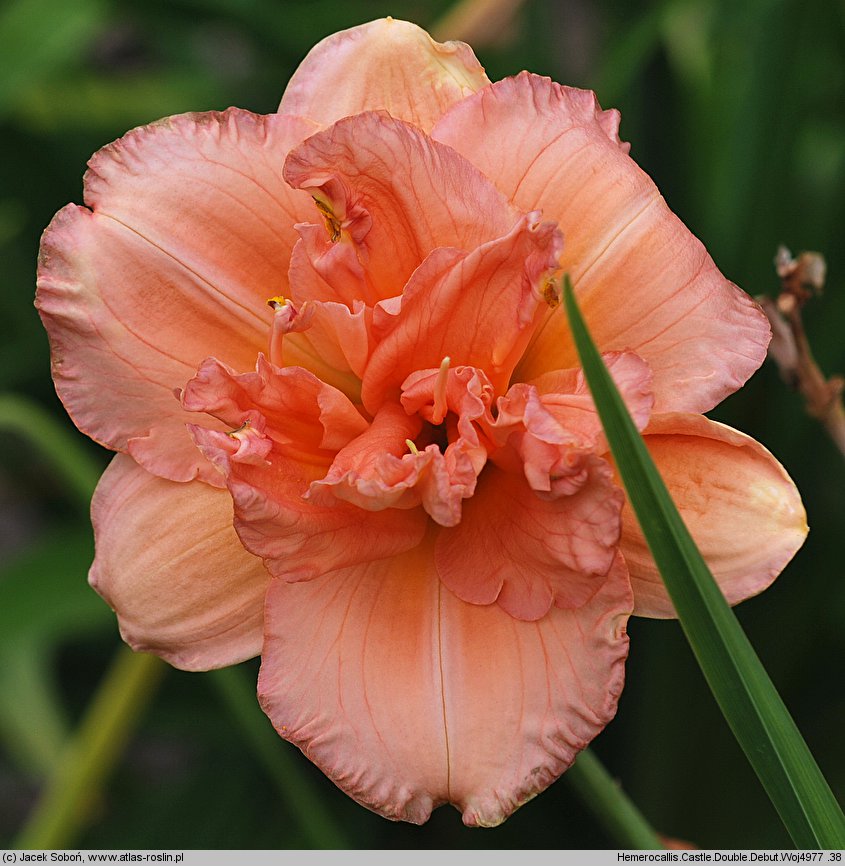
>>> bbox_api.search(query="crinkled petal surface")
[278,18,489,132]
[620,413,808,618]
[432,74,770,413]
[90,454,270,670]
[362,216,562,411]
[435,465,623,619]
[258,534,631,826]
[36,110,317,484]
[189,424,428,583]
[284,112,518,307]
[182,356,369,459]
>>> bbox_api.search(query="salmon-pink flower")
[37,18,807,827]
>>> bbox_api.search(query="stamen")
[224,417,272,464]
[542,278,561,308]
[405,439,420,456]
[265,295,315,367]
[267,295,292,367]
[313,197,341,243]
[267,296,288,367]
[432,356,451,424]
[226,419,251,437]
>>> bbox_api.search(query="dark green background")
[2,0,843,849]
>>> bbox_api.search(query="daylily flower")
[36,18,807,827]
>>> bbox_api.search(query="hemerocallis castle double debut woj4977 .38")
[36,18,808,827]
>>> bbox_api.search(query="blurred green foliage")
[1,0,843,849]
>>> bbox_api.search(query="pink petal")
[189,423,427,583]
[310,418,489,528]
[262,295,370,402]
[278,18,489,132]
[494,353,653,496]
[182,355,368,459]
[258,537,631,826]
[445,553,631,827]
[395,364,495,525]
[284,112,518,307]
[36,110,317,483]
[493,384,596,498]
[529,351,654,444]
[435,464,623,619]
[432,74,770,413]
[183,356,427,578]
[361,216,563,413]
[89,454,270,670]
[621,413,808,617]
[307,402,424,511]
[279,298,372,400]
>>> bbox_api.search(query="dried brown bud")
[774,245,827,295]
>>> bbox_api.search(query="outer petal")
[89,454,270,670]
[278,18,490,132]
[36,110,317,484]
[432,74,770,413]
[435,464,623,620]
[620,413,808,618]
[258,534,631,826]
[284,112,518,308]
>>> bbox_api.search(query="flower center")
[424,419,450,454]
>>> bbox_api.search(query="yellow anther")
[313,197,342,243]
[405,439,420,455]
[226,419,251,437]
[542,279,561,308]
[267,295,287,310]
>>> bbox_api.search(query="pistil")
[431,356,451,424]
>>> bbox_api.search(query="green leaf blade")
[563,277,845,848]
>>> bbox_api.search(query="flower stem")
[207,666,350,848]
[566,748,664,849]
[14,648,165,849]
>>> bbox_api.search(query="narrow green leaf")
[566,749,664,849]
[14,647,165,850]
[563,276,845,848]
[207,667,350,849]
[0,644,68,775]
[0,394,103,512]
[0,527,110,774]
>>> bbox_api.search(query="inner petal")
[283,112,519,308]
[361,214,563,413]
[181,355,368,466]
[309,363,499,528]
[306,403,426,512]
[493,351,654,497]
[435,463,624,620]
